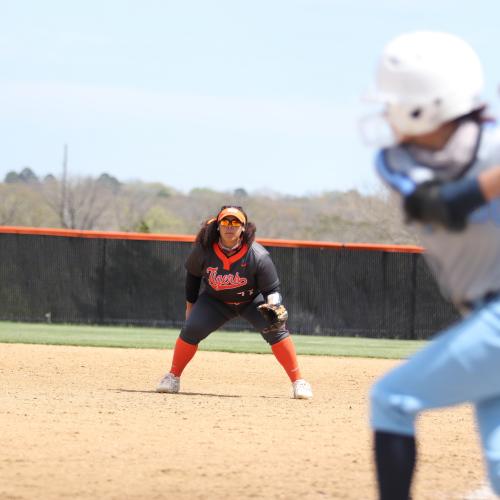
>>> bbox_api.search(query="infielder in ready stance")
[156,205,313,399]
[365,31,500,499]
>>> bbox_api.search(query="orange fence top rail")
[0,225,424,254]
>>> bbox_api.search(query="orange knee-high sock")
[271,336,302,382]
[170,337,198,377]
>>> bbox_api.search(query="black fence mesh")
[0,233,460,339]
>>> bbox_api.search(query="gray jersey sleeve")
[255,248,280,293]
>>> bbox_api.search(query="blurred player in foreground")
[156,205,312,399]
[363,31,500,499]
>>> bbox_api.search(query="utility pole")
[60,143,68,227]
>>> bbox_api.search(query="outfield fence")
[0,226,459,339]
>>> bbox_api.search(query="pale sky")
[1,0,499,196]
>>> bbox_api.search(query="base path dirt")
[0,343,494,500]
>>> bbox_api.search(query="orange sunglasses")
[219,218,243,227]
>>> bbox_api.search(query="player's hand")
[403,181,467,231]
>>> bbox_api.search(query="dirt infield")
[0,343,494,500]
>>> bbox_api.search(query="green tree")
[97,173,121,193]
[4,171,20,183]
[19,167,39,183]
[234,188,248,198]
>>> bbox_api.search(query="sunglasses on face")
[219,219,243,227]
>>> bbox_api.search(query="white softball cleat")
[292,379,313,400]
[156,373,180,393]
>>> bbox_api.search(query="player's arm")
[258,285,288,330]
[255,254,288,326]
[262,286,282,305]
[185,272,201,320]
[184,243,205,320]
[478,165,500,201]
[255,253,280,294]
[377,149,495,230]
[403,175,488,230]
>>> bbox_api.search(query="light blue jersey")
[377,121,500,306]
[370,119,500,495]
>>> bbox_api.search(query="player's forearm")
[478,166,500,201]
[404,178,483,230]
[262,286,281,304]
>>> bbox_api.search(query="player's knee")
[370,381,420,435]
[261,330,289,345]
[179,325,203,345]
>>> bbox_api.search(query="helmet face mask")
[358,109,399,148]
[370,31,484,138]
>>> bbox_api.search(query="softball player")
[156,205,313,399]
[364,31,500,499]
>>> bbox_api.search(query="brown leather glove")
[257,303,288,333]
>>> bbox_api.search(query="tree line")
[1,167,418,245]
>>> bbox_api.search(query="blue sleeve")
[440,177,486,219]
[375,150,417,196]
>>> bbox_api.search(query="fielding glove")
[257,303,288,334]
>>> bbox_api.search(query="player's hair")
[195,206,256,249]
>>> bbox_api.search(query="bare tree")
[40,145,115,230]
[111,182,159,232]
[1,155,419,244]
[0,185,25,225]
[0,183,56,227]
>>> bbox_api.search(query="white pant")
[371,297,500,494]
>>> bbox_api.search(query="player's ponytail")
[242,220,256,246]
[195,217,219,249]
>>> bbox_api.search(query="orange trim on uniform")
[212,242,249,271]
[0,226,424,253]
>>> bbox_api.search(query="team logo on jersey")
[206,267,248,291]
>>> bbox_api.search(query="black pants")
[180,292,289,346]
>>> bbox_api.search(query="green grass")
[0,321,425,359]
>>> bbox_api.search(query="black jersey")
[185,241,280,304]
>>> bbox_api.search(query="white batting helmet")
[370,31,484,136]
